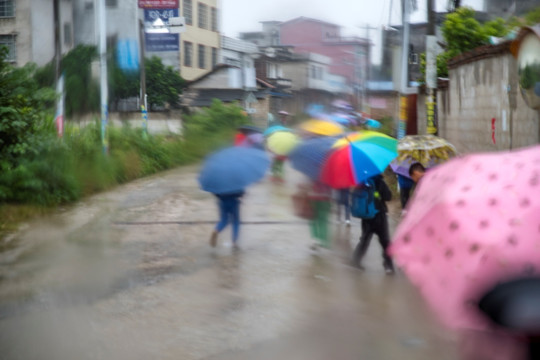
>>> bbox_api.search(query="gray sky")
[221,0,484,64]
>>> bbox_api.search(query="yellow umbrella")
[298,119,344,136]
[266,131,300,156]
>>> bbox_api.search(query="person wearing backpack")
[351,174,395,274]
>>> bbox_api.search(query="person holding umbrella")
[351,174,395,274]
[198,146,270,249]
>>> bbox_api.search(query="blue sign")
[144,8,178,24]
[145,32,179,52]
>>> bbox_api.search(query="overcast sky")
[221,0,484,64]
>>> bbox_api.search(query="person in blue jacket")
[397,174,415,209]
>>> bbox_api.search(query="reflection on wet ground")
[0,165,457,360]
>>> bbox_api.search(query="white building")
[282,52,350,95]
[0,0,74,66]
[73,0,180,70]
[220,35,257,90]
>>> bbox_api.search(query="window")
[198,2,207,29]
[0,34,16,62]
[267,63,276,78]
[183,0,192,25]
[105,0,117,7]
[198,44,206,69]
[211,47,217,69]
[63,23,72,47]
[183,41,193,67]
[211,7,217,32]
[0,0,14,17]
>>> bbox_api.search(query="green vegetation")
[34,45,99,116]
[0,44,249,239]
[419,6,540,82]
[35,45,186,113]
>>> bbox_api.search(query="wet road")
[0,165,458,360]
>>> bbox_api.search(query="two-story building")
[0,0,74,66]
[281,52,350,114]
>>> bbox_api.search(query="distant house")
[278,17,371,109]
[220,35,258,90]
[181,64,271,127]
[281,52,351,114]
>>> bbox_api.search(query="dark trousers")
[353,212,394,270]
[400,187,412,209]
[215,197,240,243]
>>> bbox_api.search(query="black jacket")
[372,175,392,213]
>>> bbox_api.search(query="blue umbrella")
[288,136,338,180]
[263,125,290,136]
[365,118,382,129]
[198,147,270,194]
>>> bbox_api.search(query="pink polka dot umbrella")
[390,145,540,331]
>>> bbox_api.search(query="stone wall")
[436,43,539,154]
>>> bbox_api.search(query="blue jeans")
[215,197,240,243]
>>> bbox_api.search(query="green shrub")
[183,99,248,137]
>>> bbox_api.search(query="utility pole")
[139,19,148,136]
[98,0,108,153]
[53,0,64,137]
[398,0,412,139]
[358,24,378,115]
[53,0,61,82]
[425,0,438,134]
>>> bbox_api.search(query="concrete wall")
[74,0,139,46]
[73,111,183,135]
[31,0,74,66]
[0,0,72,66]
[438,50,540,154]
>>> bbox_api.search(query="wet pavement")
[0,164,458,360]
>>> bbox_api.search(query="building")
[239,21,281,48]
[74,0,182,70]
[281,52,350,114]
[220,35,257,90]
[73,0,138,49]
[179,0,219,81]
[483,0,539,19]
[0,0,74,67]
[278,17,371,109]
[181,64,271,126]
[381,13,449,87]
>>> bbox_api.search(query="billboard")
[138,0,178,9]
[145,33,179,52]
[143,9,180,52]
[144,8,179,23]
